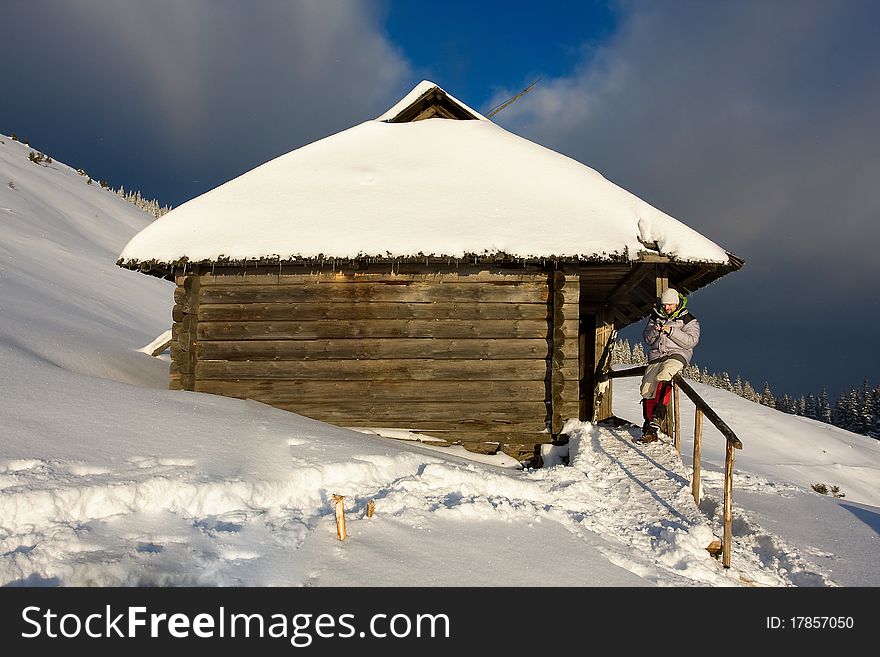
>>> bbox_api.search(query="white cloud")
[492,0,880,289]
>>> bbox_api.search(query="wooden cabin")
[118,81,742,463]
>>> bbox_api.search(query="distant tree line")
[112,185,171,219]
[10,132,171,219]
[612,338,879,440]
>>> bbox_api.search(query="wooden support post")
[692,409,703,504]
[547,272,579,434]
[578,315,589,422]
[180,268,200,391]
[723,441,735,568]
[332,494,347,541]
[550,272,579,434]
[660,389,673,438]
[582,304,614,423]
[673,382,681,454]
[366,499,375,518]
[654,263,668,299]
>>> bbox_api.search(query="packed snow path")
[0,418,829,587]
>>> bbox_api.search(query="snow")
[117,82,732,268]
[137,328,172,356]
[2,132,878,591]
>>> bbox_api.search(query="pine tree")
[777,394,795,414]
[619,338,632,364]
[683,364,700,381]
[631,343,646,365]
[832,392,846,428]
[858,378,873,436]
[720,372,732,391]
[733,376,744,397]
[610,339,623,365]
[833,388,859,432]
[760,381,775,407]
[869,385,880,439]
[742,381,759,403]
[816,389,832,424]
[804,393,819,420]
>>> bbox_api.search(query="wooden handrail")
[602,364,647,379]
[672,376,743,449]
[601,365,743,568]
[601,366,742,449]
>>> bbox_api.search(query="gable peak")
[376,81,486,123]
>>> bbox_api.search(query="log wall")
[170,270,582,460]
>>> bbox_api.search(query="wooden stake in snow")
[366,499,375,518]
[332,494,347,540]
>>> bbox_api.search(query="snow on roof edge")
[117,249,742,274]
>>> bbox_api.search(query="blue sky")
[2,0,878,403]
[382,0,617,104]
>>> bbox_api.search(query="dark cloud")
[2,0,412,204]
[2,1,876,400]
[492,0,880,398]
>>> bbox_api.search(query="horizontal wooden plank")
[560,362,580,380]
[358,430,552,445]
[197,319,576,340]
[197,302,551,321]
[196,338,550,361]
[282,409,548,432]
[261,400,550,423]
[199,272,550,286]
[194,379,548,402]
[199,282,550,304]
[556,401,581,421]
[195,359,549,380]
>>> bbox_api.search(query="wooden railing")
[601,366,743,568]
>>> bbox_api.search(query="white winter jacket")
[642,304,700,366]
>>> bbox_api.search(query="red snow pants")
[643,381,673,423]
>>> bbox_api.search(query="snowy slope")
[0,134,172,387]
[1,134,878,587]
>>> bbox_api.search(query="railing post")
[723,441,735,568]
[673,382,681,454]
[691,408,702,504]
[606,368,742,569]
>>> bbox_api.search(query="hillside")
[0,133,878,589]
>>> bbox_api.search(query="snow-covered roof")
[118,81,734,269]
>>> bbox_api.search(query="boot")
[639,420,660,443]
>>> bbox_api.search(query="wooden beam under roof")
[387,87,480,123]
[599,263,654,304]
